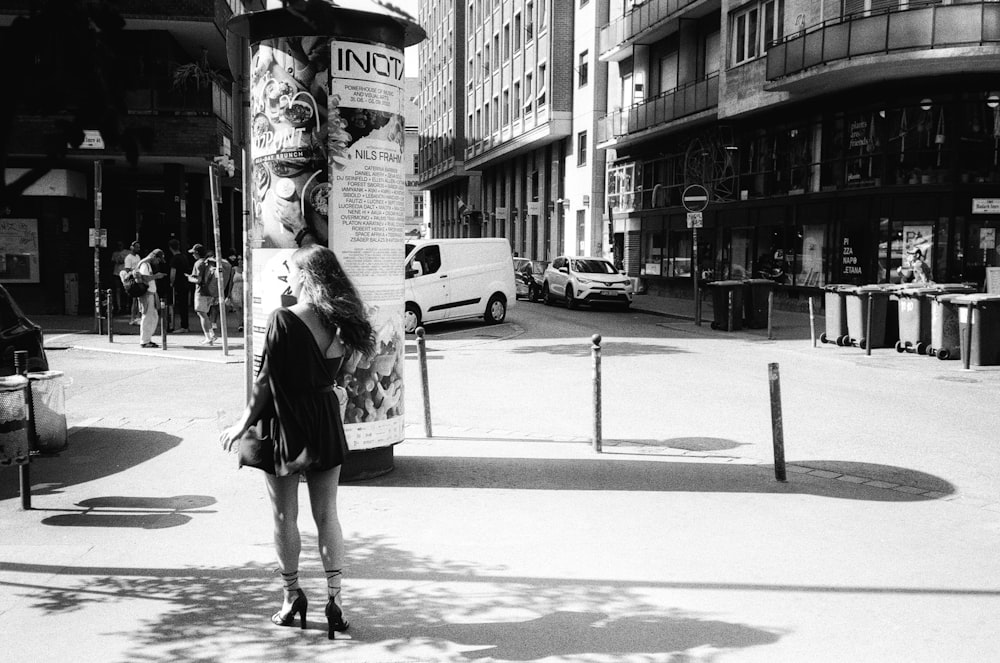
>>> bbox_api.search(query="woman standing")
[220,245,374,639]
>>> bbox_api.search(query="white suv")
[542,256,633,309]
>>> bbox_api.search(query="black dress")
[257,307,348,476]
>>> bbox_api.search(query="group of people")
[111,239,244,348]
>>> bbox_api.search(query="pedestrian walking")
[219,244,375,639]
[188,244,218,345]
[167,238,192,333]
[110,241,129,314]
[135,249,167,348]
[124,240,142,325]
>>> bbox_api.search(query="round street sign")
[682,184,710,213]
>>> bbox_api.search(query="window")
[502,89,510,125]
[525,73,533,113]
[514,13,521,51]
[513,82,520,120]
[577,131,588,166]
[526,1,534,38]
[537,63,547,107]
[732,0,784,65]
[578,51,589,88]
[503,24,510,60]
[493,34,500,68]
[414,195,424,217]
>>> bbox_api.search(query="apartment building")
[1,0,255,314]
[417,0,479,238]
[421,0,1000,304]
[602,0,1000,302]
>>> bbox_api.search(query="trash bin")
[707,280,744,331]
[929,292,974,360]
[893,285,975,354]
[844,285,893,349]
[820,284,852,345]
[742,278,774,329]
[0,375,29,467]
[27,370,67,453]
[953,293,1000,366]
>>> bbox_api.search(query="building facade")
[601,0,1000,303]
[1,0,257,314]
[419,0,1000,305]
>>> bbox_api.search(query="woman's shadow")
[360,609,781,660]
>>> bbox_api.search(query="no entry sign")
[682,184,709,213]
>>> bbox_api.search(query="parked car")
[513,258,548,302]
[542,256,633,309]
[404,238,516,333]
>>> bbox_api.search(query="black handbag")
[237,421,274,472]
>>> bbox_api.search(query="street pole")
[592,334,602,453]
[93,161,102,334]
[693,226,701,325]
[209,164,229,356]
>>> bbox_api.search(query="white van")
[403,238,516,333]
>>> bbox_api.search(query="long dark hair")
[291,245,375,355]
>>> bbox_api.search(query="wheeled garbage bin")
[707,280,744,331]
[929,292,975,360]
[742,279,774,329]
[952,293,1000,366]
[820,284,852,345]
[27,370,67,453]
[894,285,973,354]
[844,285,892,349]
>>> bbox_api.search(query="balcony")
[599,0,702,59]
[767,2,1000,91]
[598,74,718,146]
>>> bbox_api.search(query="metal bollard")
[592,333,602,453]
[159,300,168,350]
[106,289,114,342]
[727,290,734,332]
[416,327,432,437]
[767,289,774,340]
[865,293,873,356]
[962,303,974,371]
[808,296,816,348]
[14,350,32,509]
[94,286,103,335]
[768,362,786,482]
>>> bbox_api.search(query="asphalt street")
[1,300,998,662]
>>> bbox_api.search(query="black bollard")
[727,290,734,332]
[416,327,432,437]
[160,300,168,350]
[106,289,114,342]
[768,362,786,482]
[865,293,873,356]
[962,303,974,371]
[14,350,32,509]
[767,289,774,340]
[592,334,602,453]
[808,296,816,348]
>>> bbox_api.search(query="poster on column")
[246,36,405,452]
[328,39,406,450]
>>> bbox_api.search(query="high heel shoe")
[325,596,349,640]
[271,588,308,629]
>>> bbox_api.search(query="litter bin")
[953,294,1000,366]
[742,279,774,329]
[27,370,67,453]
[820,284,852,345]
[707,280,744,331]
[0,375,28,467]
[844,285,893,349]
[894,285,973,354]
[929,292,973,360]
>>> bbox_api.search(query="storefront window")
[965,217,1000,288]
[667,229,691,277]
[887,219,934,283]
[794,224,826,287]
[641,219,665,276]
[886,102,949,185]
[730,227,752,279]
[957,98,1000,184]
[753,224,790,283]
[845,110,884,188]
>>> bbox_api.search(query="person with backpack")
[123,241,142,325]
[135,249,167,348]
[188,244,219,345]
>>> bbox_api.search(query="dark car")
[513,258,548,302]
[0,285,47,376]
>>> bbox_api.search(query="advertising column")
[229,5,424,479]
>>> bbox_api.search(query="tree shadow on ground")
[366,455,953,502]
[1,533,785,663]
[0,427,181,501]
